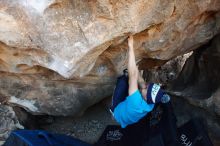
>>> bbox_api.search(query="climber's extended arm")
[128,35,139,95]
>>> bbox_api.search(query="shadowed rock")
[0,105,23,140]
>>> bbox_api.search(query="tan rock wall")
[0,0,219,78]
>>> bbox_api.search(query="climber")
[110,35,170,128]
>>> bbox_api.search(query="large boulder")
[0,0,219,116]
[0,0,219,77]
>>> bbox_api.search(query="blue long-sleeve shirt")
[113,90,154,128]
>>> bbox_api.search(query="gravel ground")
[41,101,117,144]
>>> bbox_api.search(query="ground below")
[36,96,220,146]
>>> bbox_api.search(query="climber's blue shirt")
[113,90,154,128]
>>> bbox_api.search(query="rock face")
[0,105,23,140]
[167,34,220,145]
[0,0,220,77]
[169,34,220,116]
[143,52,192,85]
[0,0,220,116]
[0,73,114,116]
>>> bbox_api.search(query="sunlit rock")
[0,0,219,78]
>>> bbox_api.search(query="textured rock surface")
[0,0,220,116]
[0,105,23,140]
[143,52,192,85]
[0,0,219,77]
[0,73,114,116]
[169,34,220,116]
